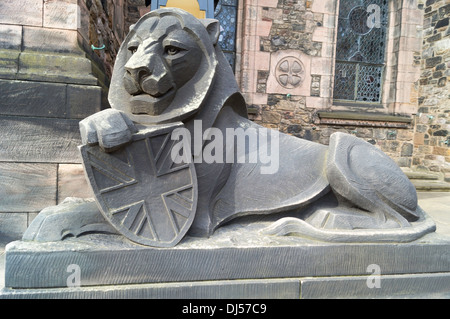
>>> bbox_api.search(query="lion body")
[96,8,430,239]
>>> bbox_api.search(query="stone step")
[411,180,450,192]
[403,170,440,180]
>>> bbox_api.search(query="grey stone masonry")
[0,0,117,242]
[2,227,450,298]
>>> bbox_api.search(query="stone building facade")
[236,0,449,179]
[416,0,450,174]
[0,0,449,242]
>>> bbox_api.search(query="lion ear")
[201,19,220,46]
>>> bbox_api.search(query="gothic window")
[333,0,389,104]
[214,0,238,71]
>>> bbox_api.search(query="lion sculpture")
[24,8,435,247]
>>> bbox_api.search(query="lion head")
[108,8,220,124]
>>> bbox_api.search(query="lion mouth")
[129,88,176,115]
[130,87,175,100]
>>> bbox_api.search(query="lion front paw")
[79,109,138,153]
[22,197,118,242]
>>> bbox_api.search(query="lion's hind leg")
[326,132,421,227]
[260,133,436,243]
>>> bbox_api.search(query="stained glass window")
[214,0,238,71]
[333,0,389,103]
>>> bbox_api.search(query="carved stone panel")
[275,56,306,89]
[267,50,311,96]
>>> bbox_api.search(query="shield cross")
[80,122,197,247]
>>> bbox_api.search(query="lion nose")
[123,65,149,92]
[140,70,173,97]
[124,56,174,97]
[123,66,148,95]
[125,67,151,83]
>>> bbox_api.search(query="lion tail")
[259,208,436,243]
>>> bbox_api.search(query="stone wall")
[415,0,450,176]
[238,0,441,172]
[0,0,147,243]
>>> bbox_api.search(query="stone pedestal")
[1,219,450,299]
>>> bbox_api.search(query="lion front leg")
[22,197,118,242]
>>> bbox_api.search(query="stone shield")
[80,123,197,247]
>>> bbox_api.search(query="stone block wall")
[0,0,146,243]
[415,0,450,175]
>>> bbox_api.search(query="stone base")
[2,273,450,299]
[1,219,450,299]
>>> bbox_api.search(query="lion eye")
[166,46,181,56]
[129,47,138,55]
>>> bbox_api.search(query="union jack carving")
[80,124,197,247]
